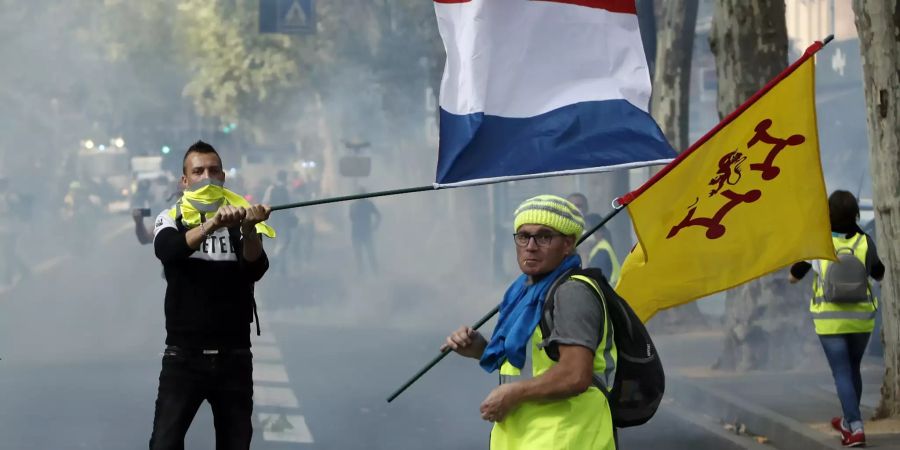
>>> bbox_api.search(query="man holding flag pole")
[382,3,837,450]
[443,196,619,449]
[427,1,669,449]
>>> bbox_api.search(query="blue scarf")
[480,254,582,373]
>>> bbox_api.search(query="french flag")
[434,0,675,187]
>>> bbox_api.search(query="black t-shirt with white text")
[153,211,268,349]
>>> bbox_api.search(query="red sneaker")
[831,417,850,439]
[842,430,866,448]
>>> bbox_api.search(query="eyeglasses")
[513,232,564,247]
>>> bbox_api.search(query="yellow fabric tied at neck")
[168,179,276,238]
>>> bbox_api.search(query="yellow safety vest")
[588,239,621,285]
[492,275,617,450]
[810,233,877,335]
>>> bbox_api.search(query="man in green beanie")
[443,194,617,450]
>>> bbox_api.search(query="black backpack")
[542,267,665,428]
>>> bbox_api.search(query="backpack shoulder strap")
[540,268,609,359]
[850,233,865,252]
[545,268,616,395]
[539,268,580,358]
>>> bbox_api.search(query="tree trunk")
[852,0,900,419]
[644,0,707,332]
[709,0,806,371]
[650,0,698,153]
[314,92,339,198]
[636,0,657,74]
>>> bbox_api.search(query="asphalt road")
[0,218,760,449]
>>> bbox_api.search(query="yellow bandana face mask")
[183,178,227,213]
[169,179,276,238]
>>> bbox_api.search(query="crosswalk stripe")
[253,345,284,362]
[254,363,291,383]
[251,297,314,443]
[254,385,300,408]
[253,332,277,345]
[258,413,314,443]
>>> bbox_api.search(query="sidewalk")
[660,331,900,450]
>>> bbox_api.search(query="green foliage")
[0,0,445,149]
[176,0,316,126]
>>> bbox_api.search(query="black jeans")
[149,348,254,450]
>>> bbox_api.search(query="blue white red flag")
[433,0,676,187]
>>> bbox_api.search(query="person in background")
[586,217,621,286]
[263,170,297,275]
[789,190,884,448]
[132,180,155,245]
[566,192,591,261]
[566,192,589,216]
[349,189,381,276]
[0,176,29,285]
[133,208,154,245]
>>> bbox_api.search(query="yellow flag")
[615,47,835,322]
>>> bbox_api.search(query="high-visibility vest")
[588,239,621,285]
[810,233,878,335]
[491,275,617,450]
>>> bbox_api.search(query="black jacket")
[154,223,268,349]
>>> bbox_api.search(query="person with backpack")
[789,190,885,448]
[442,194,619,450]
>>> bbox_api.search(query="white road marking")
[33,255,71,274]
[254,385,300,408]
[258,413,314,443]
[251,296,314,443]
[254,363,290,383]
[253,345,283,362]
[253,332,277,345]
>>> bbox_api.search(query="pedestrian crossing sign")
[259,0,316,35]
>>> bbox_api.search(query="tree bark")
[636,0,658,74]
[650,0,698,153]
[709,0,808,371]
[644,0,707,332]
[852,0,900,419]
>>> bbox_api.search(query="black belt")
[164,345,252,356]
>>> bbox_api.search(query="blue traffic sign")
[259,0,315,35]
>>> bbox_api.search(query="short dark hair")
[828,190,859,231]
[182,140,221,174]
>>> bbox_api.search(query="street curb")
[668,376,843,450]
[659,401,771,450]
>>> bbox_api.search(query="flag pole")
[386,202,626,403]
[270,185,436,211]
